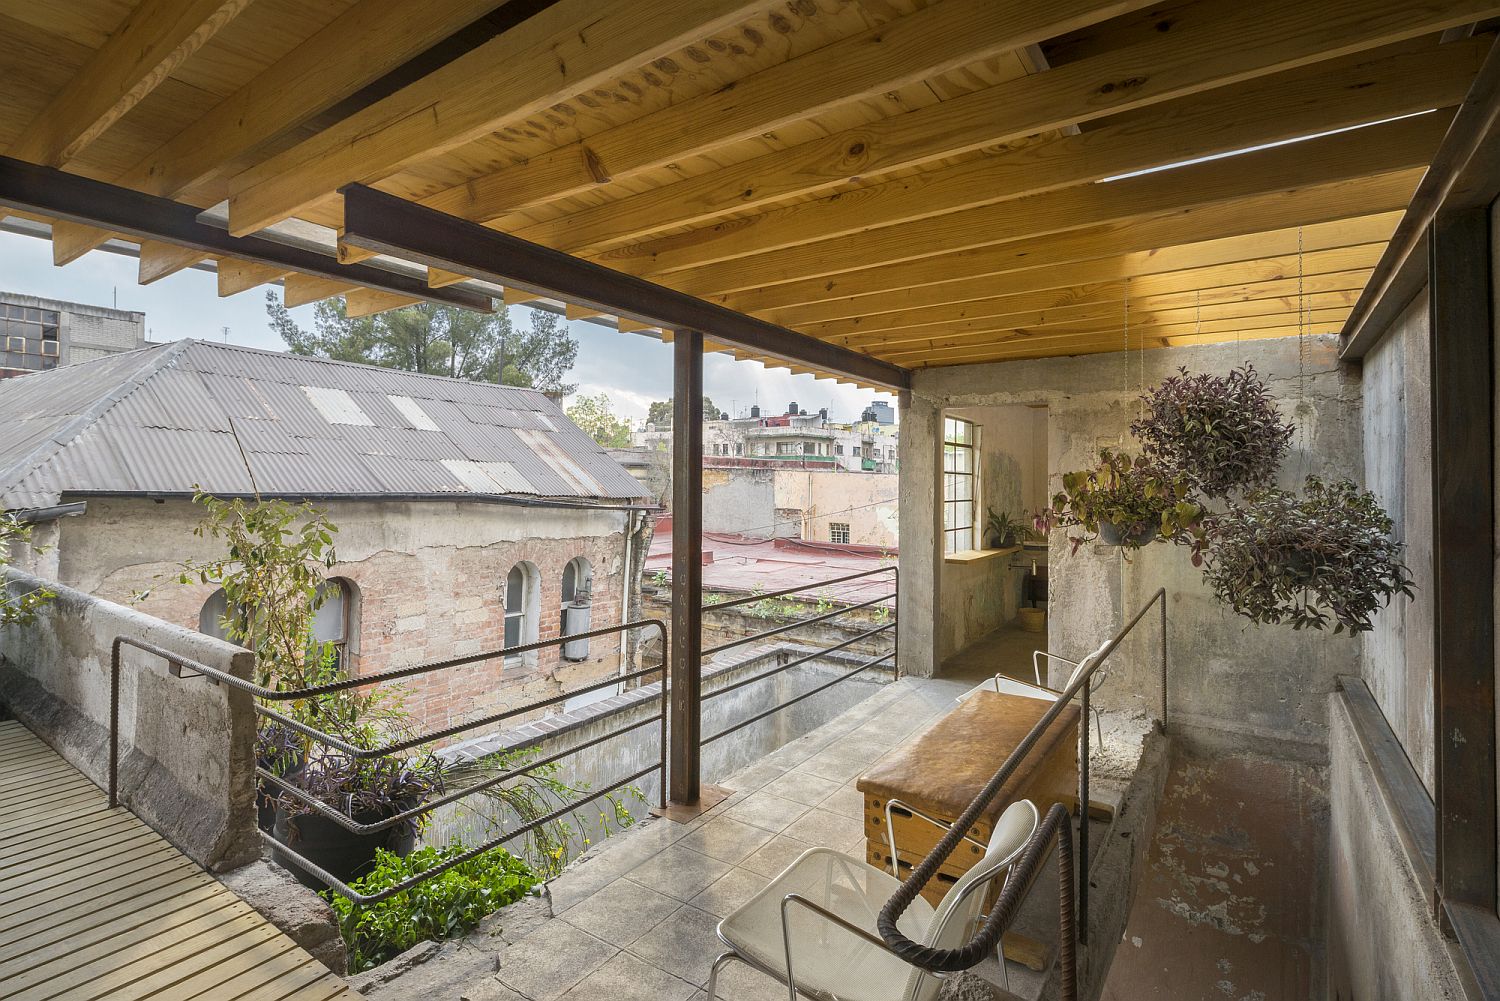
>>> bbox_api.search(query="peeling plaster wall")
[900,336,1364,748]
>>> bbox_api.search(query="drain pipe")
[616,508,638,688]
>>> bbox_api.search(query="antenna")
[221,326,230,343]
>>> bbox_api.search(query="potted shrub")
[985,508,1032,548]
[1036,451,1208,559]
[1131,364,1294,499]
[1201,476,1415,634]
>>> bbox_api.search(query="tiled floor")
[368,674,998,1000]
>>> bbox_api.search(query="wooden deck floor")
[0,719,359,1001]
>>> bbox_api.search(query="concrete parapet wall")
[1326,691,1465,1000]
[0,568,257,869]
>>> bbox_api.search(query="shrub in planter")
[985,508,1033,548]
[1131,364,1294,499]
[326,844,539,973]
[1201,476,1414,634]
[1036,451,1208,560]
[273,751,443,887]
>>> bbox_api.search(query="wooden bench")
[856,689,1080,970]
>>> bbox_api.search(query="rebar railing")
[109,617,667,905]
[694,564,897,747]
[874,588,1169,998]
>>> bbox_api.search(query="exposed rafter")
[339,184,910,390]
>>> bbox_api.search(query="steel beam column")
[1429,205,1497,918]
[670,329,704,805]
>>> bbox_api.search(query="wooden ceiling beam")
[569,35,1484,263]
[226,0,779,235]
[113,0,505,203]
[419,0,1154,222]
[649,112,1447,295]
[217,259,288,297]
[833,287,1367,350]
[283,275,357,309]
[758,225,1396,325]
[883,311,1351,365]
[907,324,1328,367]
[502,0,1497,256]
[712,183,1416,316]
[7,0,254,168]
[345,289,419,318]
[50,220,115,266]
[794,260,1380,341]
[137,240,207,285]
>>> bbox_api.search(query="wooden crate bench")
[856,689,1080,908]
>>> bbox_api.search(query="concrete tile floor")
[369,672,1065,1001]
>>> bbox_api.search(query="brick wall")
[51,497,645,737]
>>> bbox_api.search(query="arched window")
[505,562,540,666]
[559,557,594,662]
[313,579,358,670]
[199,588,231,642]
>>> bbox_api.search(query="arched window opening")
[199,588,231,642]
[560,557,594,662]
[505,562,540,667]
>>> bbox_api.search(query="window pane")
[951,476,972,502]
[312,582,346,643]
[199,589,229,640]
[506,567,523,611]
[504,612,521,649]
[955,527,973,551]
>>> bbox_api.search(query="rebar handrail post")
[1159,594,1169,733]
[1079,681,1090,946]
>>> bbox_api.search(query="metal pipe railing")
[875,588,1169,982]
[109,618,668,903]
[695,564,897,747]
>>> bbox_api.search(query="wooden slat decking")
[0,719,360,1001]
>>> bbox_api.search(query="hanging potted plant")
[1201,476,1415,634]
[1131,364,1294,499]
[1036,451,1208,558]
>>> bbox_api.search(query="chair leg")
[706,951,737,1001]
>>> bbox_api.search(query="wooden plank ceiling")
[1,0,1496,381]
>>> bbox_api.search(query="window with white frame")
[830,523,851,544]
[943,417,977,554]
[504,563,540,665]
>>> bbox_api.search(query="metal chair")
[707,799,1040,1001]
[955,644,1107,747]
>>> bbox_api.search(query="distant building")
[634,400,899,474]
[0,339,651,728]
[0,292,147,378]
[862,400,896,425]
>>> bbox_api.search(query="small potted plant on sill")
[984,508,1033,549]
[1201,476,1415,634]
[1036,450,1209,560]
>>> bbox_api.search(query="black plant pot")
[1097,520,1158,547]
[256,747,307,834]
[270,801,417,889]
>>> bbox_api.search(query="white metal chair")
[955,644,1107,747]
[707,799,1040,1001]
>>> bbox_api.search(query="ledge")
[944,545,1020,565]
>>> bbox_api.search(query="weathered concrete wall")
[703,466,780,536]
[1326,692,1465,1000]
[1358,291,1436,792]
[773,469,900,547]
[47,496,637,735]
[0,569,258,869]
[902,336,1365,748]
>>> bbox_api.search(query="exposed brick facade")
[47,497,651,736]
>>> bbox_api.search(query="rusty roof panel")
[0,340,643,509]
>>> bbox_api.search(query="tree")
[645,395,719,427]
[566,394,634,448]
[268,294,579,394]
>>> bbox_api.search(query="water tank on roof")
[788,401,798,415]
[750,405,760,418]
[819,408,828,420]
[562,600,592,661]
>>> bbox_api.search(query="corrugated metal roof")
[0,340,644,510]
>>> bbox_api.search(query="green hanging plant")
[1201,477,1415,634]
[1035,450,1209,560]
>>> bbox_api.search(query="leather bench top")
[856,690,1080,825]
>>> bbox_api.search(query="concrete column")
[897,386,942,678]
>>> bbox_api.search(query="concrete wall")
[900,336,1365,748]
[0,569,257,869]
[701,465,900,547]
[1358,292,1436,791]
[48,496,640,736]
[1326,692,1465,1000]
[702,467,782,537]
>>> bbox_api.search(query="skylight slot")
[301,386,373,426]
[388,395,441,432]
[1096,109,1436,184]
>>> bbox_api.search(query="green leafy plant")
[0,513,54,626]
[1132,364,1293,499]
[985,508,1033,548]
[1201,477,1415,634]
[439,747,636,880]
[326,844,539,972]
[1036,451,1208,560]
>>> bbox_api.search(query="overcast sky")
[0,230,897,425]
